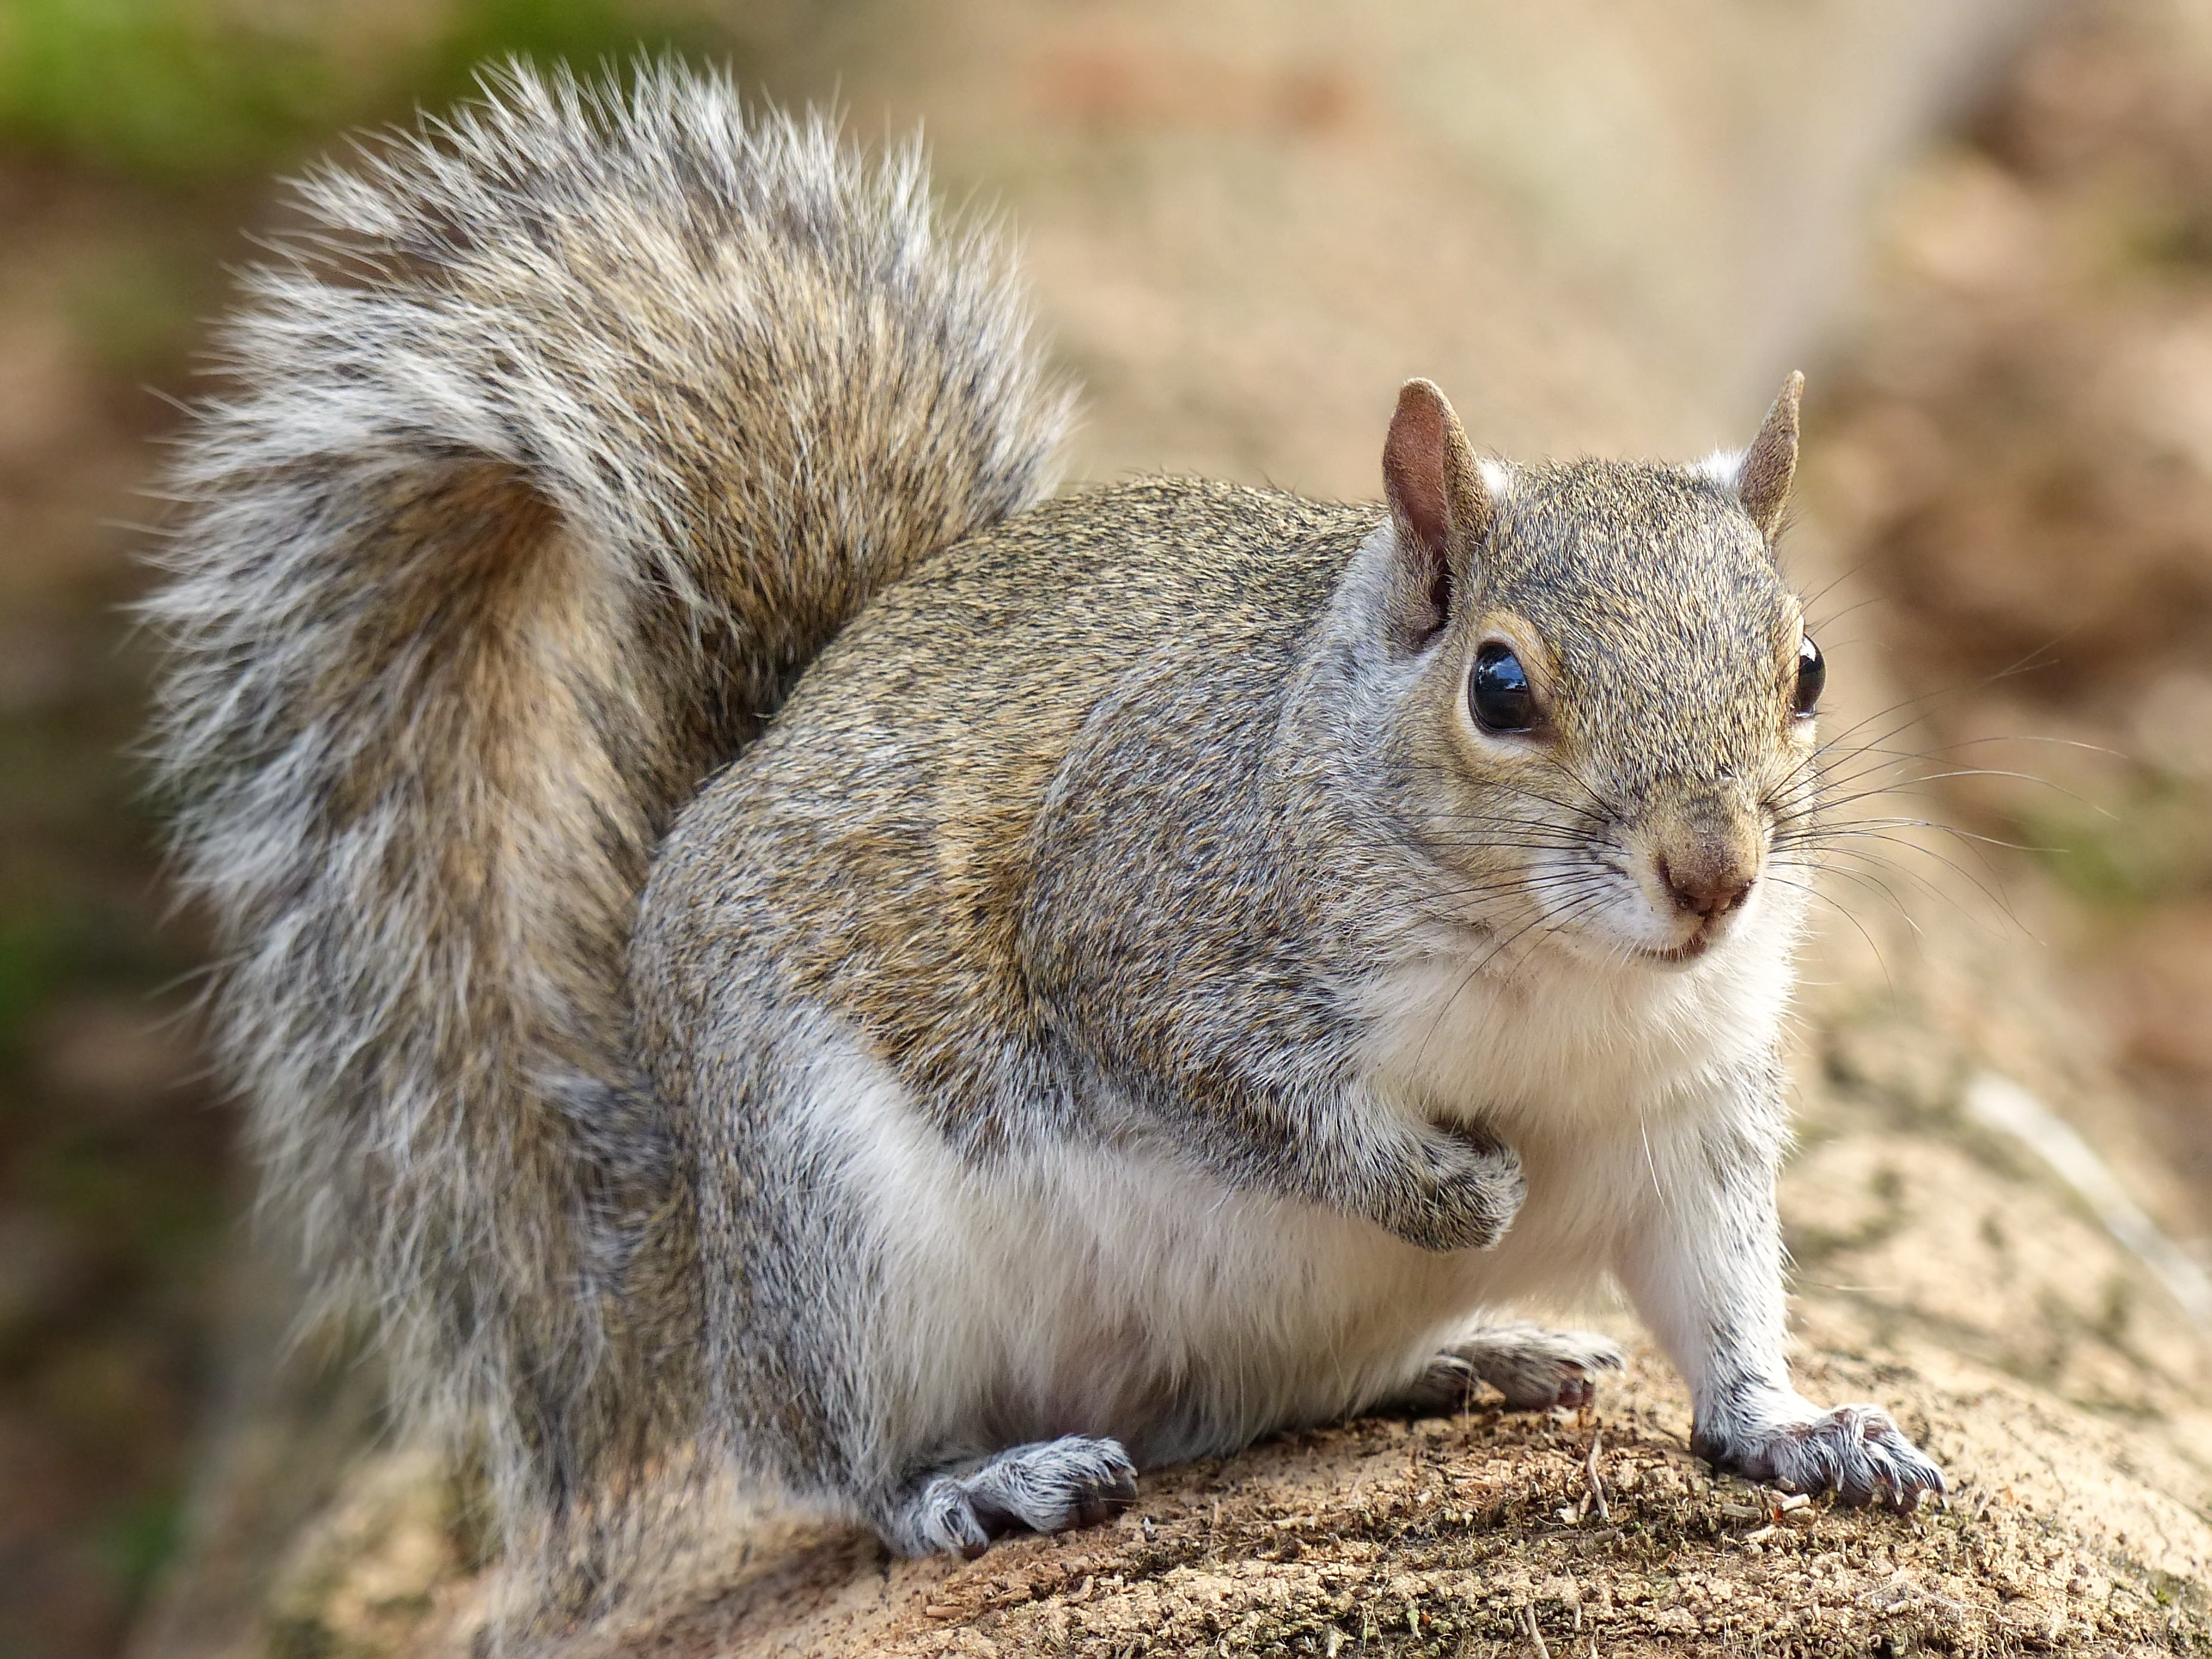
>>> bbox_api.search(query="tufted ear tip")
[1738,372,1803,544]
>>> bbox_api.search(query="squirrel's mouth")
[1636,928,1717,966]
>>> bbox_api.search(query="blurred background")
[1,2,2209,1655]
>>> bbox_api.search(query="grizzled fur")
[146,63,1070,1548]
[151,63,1942,1612]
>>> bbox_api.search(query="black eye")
[1470,642,1537,733]
[1793,635,1825,716]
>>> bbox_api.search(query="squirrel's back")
[147,62,1069,1539]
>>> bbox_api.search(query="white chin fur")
[1365,856,1807,1136]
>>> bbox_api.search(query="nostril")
[1658,855,1755,918]
[1708,874,1754,916]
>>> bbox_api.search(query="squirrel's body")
[641,473,1807,1546]
[154,63,1942,1602]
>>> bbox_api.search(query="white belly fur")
[798,916,1792,1470]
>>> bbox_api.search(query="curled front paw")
[1694,1398,1945,1511]
[1387,1124,1526,1252]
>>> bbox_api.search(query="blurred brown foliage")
[1821,0,2212,1213]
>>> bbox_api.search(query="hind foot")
[885,1435,1138,1559]
[1387,1321,1625,1415]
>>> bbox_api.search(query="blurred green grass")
[2028,782,2212,913]
[0,0,717,181]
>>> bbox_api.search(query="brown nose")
[1658,853,1755,917]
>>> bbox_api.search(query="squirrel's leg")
[694,1010,1140,1562]
[1612,1066,1945,1509]
[879,1437,1139,1559]
[1383,1322,1624,1416]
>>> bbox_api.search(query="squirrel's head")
[1372,374,1819,972]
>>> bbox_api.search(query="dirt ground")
[1,1,2209,1656]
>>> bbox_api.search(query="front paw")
[1694,1396,1945,1510]
[1386,1124,1525,1252]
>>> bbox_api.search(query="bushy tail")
[148,62,1069,1545]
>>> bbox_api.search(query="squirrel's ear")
[1382,377,1492,645]
[1735,370,1803,545]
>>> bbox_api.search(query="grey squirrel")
[149,61,1943,1590]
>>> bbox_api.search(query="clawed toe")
[1066,1463,1140,1529]
[1550,1370,1598,1411]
